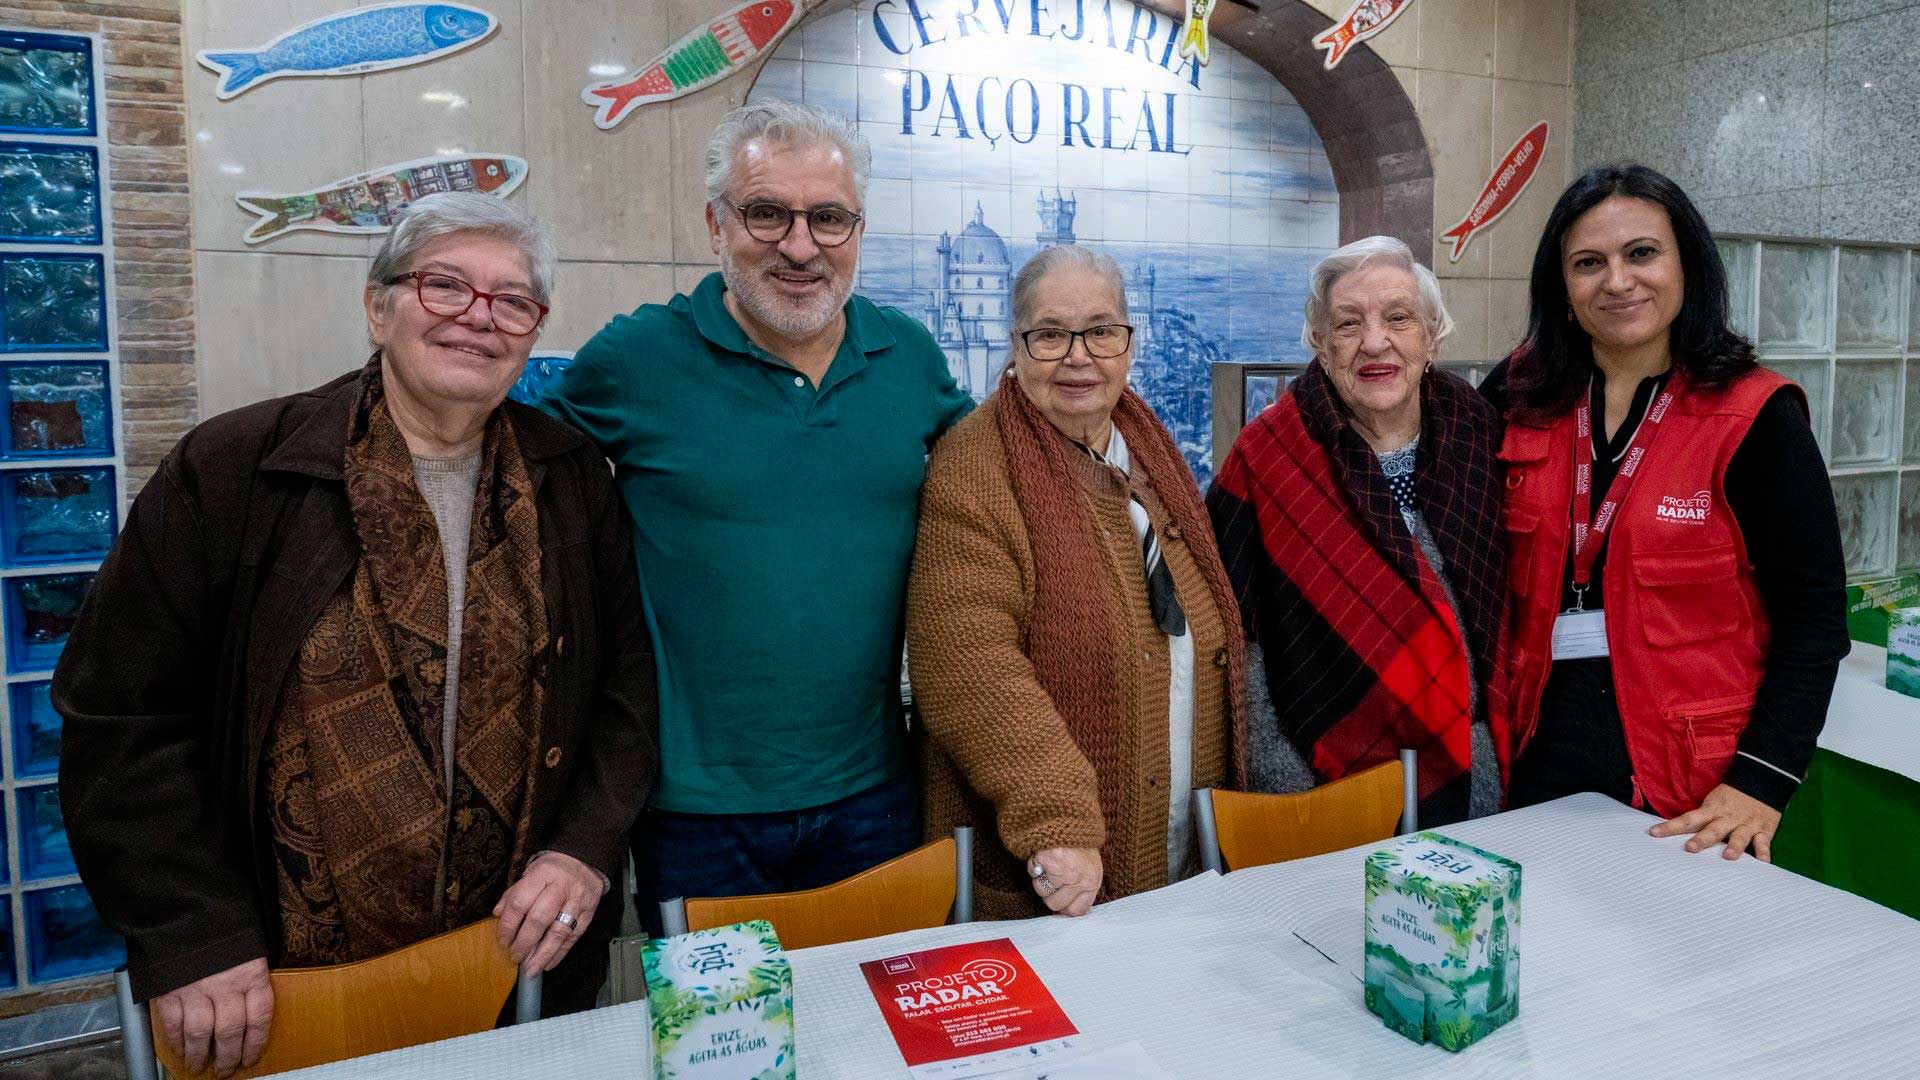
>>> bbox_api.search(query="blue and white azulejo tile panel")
[749,0,1337,484]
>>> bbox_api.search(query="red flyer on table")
[860,938,1086,1078]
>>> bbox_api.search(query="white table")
[1820,641,1920,782]
[273,794,1920,1079]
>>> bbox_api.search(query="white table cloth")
[273,794,1920,1079]
[1820,641,1920,782]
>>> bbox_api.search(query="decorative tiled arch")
[1134,0,1434,257]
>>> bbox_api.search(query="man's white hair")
[1300,235,1453,355]
[704,100,871,207]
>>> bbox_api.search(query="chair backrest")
[1206,758,1408,871]
[679,835,961,950]
[148,918,519,1078]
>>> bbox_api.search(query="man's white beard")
[719,245,857,338]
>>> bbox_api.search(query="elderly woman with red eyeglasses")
[54,192,657,1076]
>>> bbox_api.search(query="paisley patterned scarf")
[265,356,548,965]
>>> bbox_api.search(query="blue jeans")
[631,774,921,937]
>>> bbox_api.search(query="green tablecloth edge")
[1774,748,1920,922]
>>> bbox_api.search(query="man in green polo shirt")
[536,101,971,929]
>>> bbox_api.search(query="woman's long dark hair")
[1506,163,1757,418]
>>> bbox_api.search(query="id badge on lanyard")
[1551,378,1677,662]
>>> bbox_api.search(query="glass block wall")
[0,29,126,992]
[1718,238,1919,582]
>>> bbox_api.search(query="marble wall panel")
[1679,0,1826,55]
[523,0,676,263]
[193,251,371,418]
[182,0,369,257]
[1485,80,1570,280]
[1680,31,1825,200]
[1822,14,1920,189]
[1486,279,1529,362]
[1696,186,1824,240]
[1570,61,1688,184]
[360,1,523,169]
[1574,0,1685,85]
[1437,276,1490,364]
[1494,0,1572,86]
[1415,69,1494,278]
[543,261,677,352]
[1831,0,1920,24]
[1416,0,1497,78]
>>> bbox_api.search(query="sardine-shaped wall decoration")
[235,154,525,243]
[582,0,801,130]
[197,3,498,99]
[1442,122,1549,262]
[1312,0,1414,71]
[1176,0,1218,65]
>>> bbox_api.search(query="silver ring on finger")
[555,911,577,930]
[1035,874,1055,896]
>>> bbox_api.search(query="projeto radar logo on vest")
[1656,490,1712,524]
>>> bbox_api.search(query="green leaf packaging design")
[643,919,796,1079]
[1887,606,1920,699]
[1363,833,1521,1052]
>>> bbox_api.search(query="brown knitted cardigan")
[907,384,1245,920]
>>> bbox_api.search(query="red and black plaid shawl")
[1206,361,1506,799]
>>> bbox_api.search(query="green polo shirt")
[536,272,972,814]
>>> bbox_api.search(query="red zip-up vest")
[1491,368,1796,817]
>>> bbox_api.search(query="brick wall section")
[0,0,194,496]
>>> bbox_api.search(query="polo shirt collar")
[689,271,898,361]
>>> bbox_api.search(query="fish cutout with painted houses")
[197,2,498,99]
[235,154,526,243]
[582,0,801,130]
[1312,0,1415,70]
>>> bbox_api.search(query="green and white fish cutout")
[1177,0,1218,65]
[235,153,525,243]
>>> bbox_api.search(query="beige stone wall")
[178,0,1572,424]
[184,0,753,420]
[1298,0,1575,371]
[0,0,194,495]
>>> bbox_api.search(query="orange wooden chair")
[115,918,540,1079]
[659,827,973,950]
[1194,750,1418,872]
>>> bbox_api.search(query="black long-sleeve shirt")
[1482,363,1850,811]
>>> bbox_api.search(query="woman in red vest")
[1484,163,1849,861]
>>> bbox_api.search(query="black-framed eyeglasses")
[386,270,549,336]
[1019,323,1134,361]
[731,202,864,247]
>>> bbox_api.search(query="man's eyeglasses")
[1019,324,1134,361]
[731,202,864,247]
[386,271,549,336]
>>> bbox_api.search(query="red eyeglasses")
[386,271,549,335]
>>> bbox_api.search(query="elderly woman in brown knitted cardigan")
[907,245,1245,920]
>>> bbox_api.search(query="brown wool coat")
[907,394,1237,920]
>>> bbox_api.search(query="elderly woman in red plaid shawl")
[1206,235,1506,827]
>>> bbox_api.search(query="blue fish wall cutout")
[196,2,498,99]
